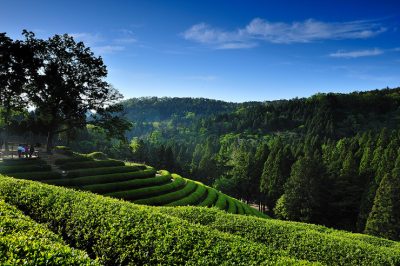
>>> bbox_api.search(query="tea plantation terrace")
[0,151,266,218]
[1,173,400,265]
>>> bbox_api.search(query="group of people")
[17,144,35,158]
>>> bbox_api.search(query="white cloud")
[70,32,103,46]
[182,18,386,49]
[92,45,125,55]
[329,48,384,58]
[114,37,137,44]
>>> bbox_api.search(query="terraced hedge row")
[157,206,400,266]
[198,187,218,207]
[8,171,61,181]
[166,181,207,206]
[0,164,51,174]
[0,155,265,218]
[82,170,172,194]
[55,156,93,165]
[106,172,184,201]
[64,165,143,178]
[44,168,157,187]
[0,199,96,265]
[0,175,310,265]
[134,174,198,206]
[59,159,125,170]
[0,158,46,166]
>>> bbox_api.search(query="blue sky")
[2,0,400,102]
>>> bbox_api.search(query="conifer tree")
[365,154,400,240]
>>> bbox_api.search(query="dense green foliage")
[82,170,172,194]
[63,88,400,240]
[0,164,51,174]
[1,174,400,265]
[365,154,400,240]
[0,199,96,265]
[0,175,311,265]
[157,206,400,265]
[59,159,125,170]
[0,155,262,217]
[44,169,157,187]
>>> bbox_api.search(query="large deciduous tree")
[22,30,130,152]
[0,33,31,149]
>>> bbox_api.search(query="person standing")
[29,145,35,158]
[17,144,23,158]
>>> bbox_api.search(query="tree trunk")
[46,130,54,154]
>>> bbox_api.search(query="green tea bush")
[1,158,46,166]
[157,206,400,266]
[82,170,172,194]
[54,156,93,165]
[0,175,311,265]
[54,146,74,156]
[134,175,198,206]
[45,169,157,187]
[235,200,245,215]
[0,199,97,265]
[214,193,227,210]
[85,152,108,160]
[226,197,237,214]
[166,181,207,206]
[0,164,51,174]
[105,174,185,201]
[60,159,125,170]
[64,165,142,178]
[198,187,218,207]
[7,171,62,181]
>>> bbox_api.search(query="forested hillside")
[65,87,400,240]
[5,81,400,240]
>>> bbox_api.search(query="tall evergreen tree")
[365,154,400,240]
[276,154,325,223]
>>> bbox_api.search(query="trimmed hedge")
[134,175,198,206]
[166,181,207,206]
[55,156,93,165]
[214,193,227,210]
[82,170,172,194]
[0,164,51,174]
[54,146,74,156]
[124,162,147,170]
[235,200,245,215]
[157,206,400,266]
[198,187,219,207]
[63,166,142,178]
[106,174,185,201]
[44,169,157,187]
[0,199,96,265]
[0,158,46,166]
[59,159,125,170]
[7,171,62,181]
[85,152,108,160]
[226,197,237,214]
[0,175,311,265]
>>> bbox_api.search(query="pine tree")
[365,154,400,240]
[278,155,324,223]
